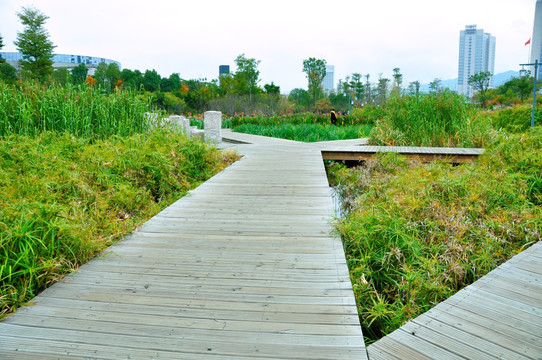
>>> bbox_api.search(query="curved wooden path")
[1,130,541,360]
[0,134,367,359]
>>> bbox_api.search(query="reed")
[232,123,372,142]
[0,81,152,140]
[368,91,495,148]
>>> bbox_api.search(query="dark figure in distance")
[330,108,337,125]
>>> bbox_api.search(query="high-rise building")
[219,65,230,76]
[530,0,542,72]
[323,65,334,92]
[457,25,496,97]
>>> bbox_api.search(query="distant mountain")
[418,70,519,93]
[493,70,520,86]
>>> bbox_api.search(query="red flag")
[526,38,531,46]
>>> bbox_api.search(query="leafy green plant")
[330,128,542,343]
[0,130,239,318]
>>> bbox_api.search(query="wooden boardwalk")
[368,241,542,360]
[321,145,484,163]
[2,130,540,360]
[0,136,367,359]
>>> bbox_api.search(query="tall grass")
[229,113,368,127]
[329,127,542,343]
[0,130,239,319]
[233,123,372,142]
[369,91,495,147]
[0,81,153,140]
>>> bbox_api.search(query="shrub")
[0,130,239,318]
[331,128,542,343]
[491,104,541,133]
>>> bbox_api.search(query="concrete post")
[180,116,191,136]
[204,111,222,144]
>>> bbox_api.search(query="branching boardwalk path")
[2,129,540,360]
[0,133,367,359]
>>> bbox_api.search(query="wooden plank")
[0,140,368,359]
[369,241,542,359]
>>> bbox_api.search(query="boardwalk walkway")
[1,130,540,359]
[367,240,542,360]
[0,134,367,359]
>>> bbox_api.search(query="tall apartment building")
[457,25,496,97]
[530,0,542,75]
[323,65,334,92]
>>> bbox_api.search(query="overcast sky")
[0,0,536,93]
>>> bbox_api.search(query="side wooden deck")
[368,241,542,360]
[321,145,484,163]
[0,143,367,359]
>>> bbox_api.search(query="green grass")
[368,91,496,148]
[232,123,372,142]
[0,130,239,319]
[328,127,542,344]
[0,81,154,140]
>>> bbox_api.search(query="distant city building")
[0,52,121,74]
[219,65,230,76]
[323,65,334,92]
[530,0,542,77]
[457,25,496,97]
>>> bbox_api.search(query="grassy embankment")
[0,81,238,319]
[328,92,542,343]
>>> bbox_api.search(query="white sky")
[0,0,536,93]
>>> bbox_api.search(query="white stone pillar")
[204,111,222,144]
[180,116,191,136]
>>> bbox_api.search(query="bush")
[491,104,541,133]
[0,130,239,318]
[331,128,542,343]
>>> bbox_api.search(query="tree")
[495,75,532,103]
[14,7,56,81]
[93,62,108,89]
[302,57,327,108]
[429,78,442,93]
[52,68,70,86]
[376,75,390,105]
[71,63,88,85]
[364,74,372,104]
[233,54,261,100]
[121,68,143,90]
[392,68,403,93]
[408,81,421,98]
[105,63,121,90]
[161,73,182,93]
[264,82,280,96]
[0,33,6,66]
[329,91,349,111]
[288,88,311,111]
[143,69,161,92]
[349,73,364,106]
[0,63,18,83]
[468,71,492,108]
